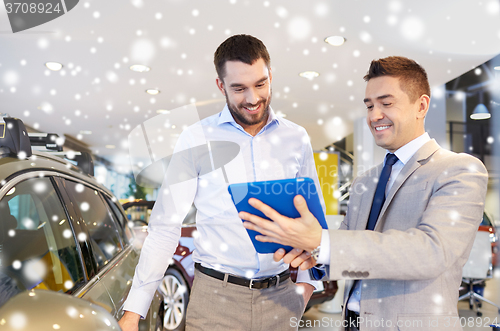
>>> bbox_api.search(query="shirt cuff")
[316,229,330,265]
[296,267,322,290]
[123,287,155,319]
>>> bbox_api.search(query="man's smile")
[243,103,261,114]
[374,125,392,132]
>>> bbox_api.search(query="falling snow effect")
[400,17,425,41]
[131,39,156,63]
[287,17,311,40]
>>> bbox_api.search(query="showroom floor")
[301,269,500,330]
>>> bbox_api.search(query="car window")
[480,213,492,227]
[103,195,133,245]
[63,180,123,271]
[0,177,85,308]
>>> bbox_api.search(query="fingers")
[275,248,316,270]
[281,248,304,264]
[289,252,312,268]
[242,220,281,240]
[299,257,316,270]
[248,198,288,224]
[273,248,286,262]
[293,195,313,219]
[240,212,278,235]
[254,234,282,244]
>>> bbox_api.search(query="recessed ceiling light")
[45,62,63,71]
[129,64,151,72]
[146,89,160,95]
[494,66,500,71]
[324,36,346,46]
[299,71,320,80]
[80,130,92,135]
[105,145,116,149]
[156,109,170,114]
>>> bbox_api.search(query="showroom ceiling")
[1,0,500,171]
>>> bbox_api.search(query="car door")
[0,174,87,307]
[55,177,122,314]
[58,177,159,330]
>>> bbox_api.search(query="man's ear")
[216,77,225,96]
[417,94,430,119]
[269,67,273,84]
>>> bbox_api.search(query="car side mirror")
[0,290,121,331]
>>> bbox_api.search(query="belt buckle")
[249,279,256,290]
[275,274,280,287]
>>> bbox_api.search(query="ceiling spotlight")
[129,64,151,72]
[105,145,116,149]
[494,66,500,71]
[299,71,320,80]
[45,62,63,71]
[156,109,170,114]
[80,130,92,135]
[470,104,491,120]
[146,89,160,95]
[324,36,346,46]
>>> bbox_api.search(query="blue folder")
[228,177,328,254]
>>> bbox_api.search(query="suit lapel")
[373,140,441,232]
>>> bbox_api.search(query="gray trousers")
[186,268,306,331]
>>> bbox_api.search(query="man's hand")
[240,195,322,252]
[118,311,141,331]
[274,248,316,270]
[296,283,315,307]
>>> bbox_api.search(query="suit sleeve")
[327,155,488,280]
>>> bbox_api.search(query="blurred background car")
[0,117,162,331]
[122,199,338,331]
[479,212,498,268]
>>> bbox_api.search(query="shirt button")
[356,291,360,295]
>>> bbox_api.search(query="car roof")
[0,150,112,196]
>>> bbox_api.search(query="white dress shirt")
[124,105,325,317]
[316,132,431,313]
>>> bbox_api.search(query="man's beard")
[225,90,272,127]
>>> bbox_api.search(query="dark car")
[123,199,338,331]
[0,117,162,330]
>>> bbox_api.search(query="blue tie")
[366,153,399,231]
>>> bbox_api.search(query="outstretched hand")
[240,195,322,253]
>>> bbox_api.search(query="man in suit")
[240,56,488,330]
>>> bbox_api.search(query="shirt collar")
[217,104,280,128]
[390,132,431,165]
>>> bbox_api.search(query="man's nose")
[245,88,260,105]
[368,106,384,122]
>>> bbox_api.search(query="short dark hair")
[363,56,431,102]
[214,34,271,80]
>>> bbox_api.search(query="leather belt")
[195,263,290,290]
